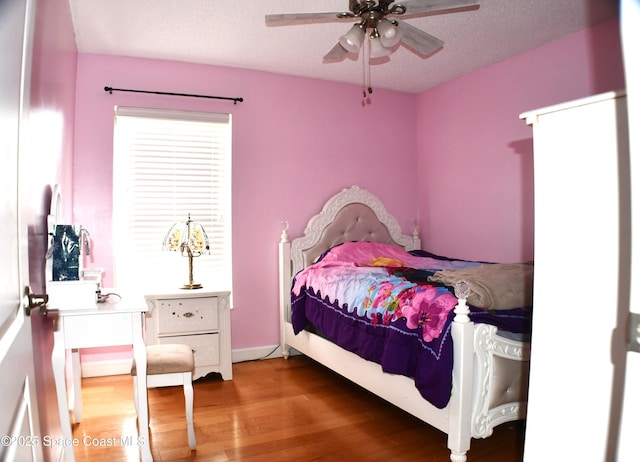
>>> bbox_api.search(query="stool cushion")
[131,344,194,376]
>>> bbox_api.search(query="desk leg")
[132,314,153,462]
[52,318,75,462]
[71,349,83,422]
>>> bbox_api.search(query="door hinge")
[628,312,640,353]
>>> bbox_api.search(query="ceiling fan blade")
[397,0,479,17]
[265,12,355,26]
[323,43,349,63]
[396,21,444,57]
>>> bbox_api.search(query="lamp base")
[181,283,202,290]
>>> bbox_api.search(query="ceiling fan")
[265,0,480,63]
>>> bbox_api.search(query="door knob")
[25,286,48,316]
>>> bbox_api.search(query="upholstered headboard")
[299,202,398,267]
[287,186,419,278]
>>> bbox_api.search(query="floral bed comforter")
[291,241,531,408]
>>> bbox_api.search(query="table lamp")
[162,214,210,289]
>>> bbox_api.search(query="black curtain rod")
[104,86,243,104]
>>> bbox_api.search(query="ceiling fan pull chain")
[362,39,367,98]
[363,34,373,98]
[367,37,373,95]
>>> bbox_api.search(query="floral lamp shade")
[162,214,210,289]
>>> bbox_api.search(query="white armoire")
[520,91,629,461]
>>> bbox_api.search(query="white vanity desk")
[50,293,152,462]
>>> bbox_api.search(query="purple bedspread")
[290,242,531,409]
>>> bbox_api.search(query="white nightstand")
[144,290,232,380]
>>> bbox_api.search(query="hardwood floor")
[71,356,525,461]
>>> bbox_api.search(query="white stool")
[131,343,196,450]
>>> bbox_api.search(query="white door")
[618,1,640,459]
[0,0,42,461]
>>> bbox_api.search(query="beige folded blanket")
[428,262,534,310]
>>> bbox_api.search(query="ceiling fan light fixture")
[339,22,366,53]
[377,19,402,48]
[369,34,392,59]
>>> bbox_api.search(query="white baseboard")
[80,345,285,377]
[232,345,283,362]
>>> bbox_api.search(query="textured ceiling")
[69,0,619,94]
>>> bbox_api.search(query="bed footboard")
[471,324,530,438]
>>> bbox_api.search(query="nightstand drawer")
[158,333,220,367]
[156,297,219,335]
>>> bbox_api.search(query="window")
[112,106,232,296]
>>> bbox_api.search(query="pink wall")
[73,56,419,355]
[74,18,625,362]
[416,19,625,263]
[28,0,78,457]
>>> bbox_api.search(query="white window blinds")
[112,106,232,295]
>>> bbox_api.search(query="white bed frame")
[278,186,530,462]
